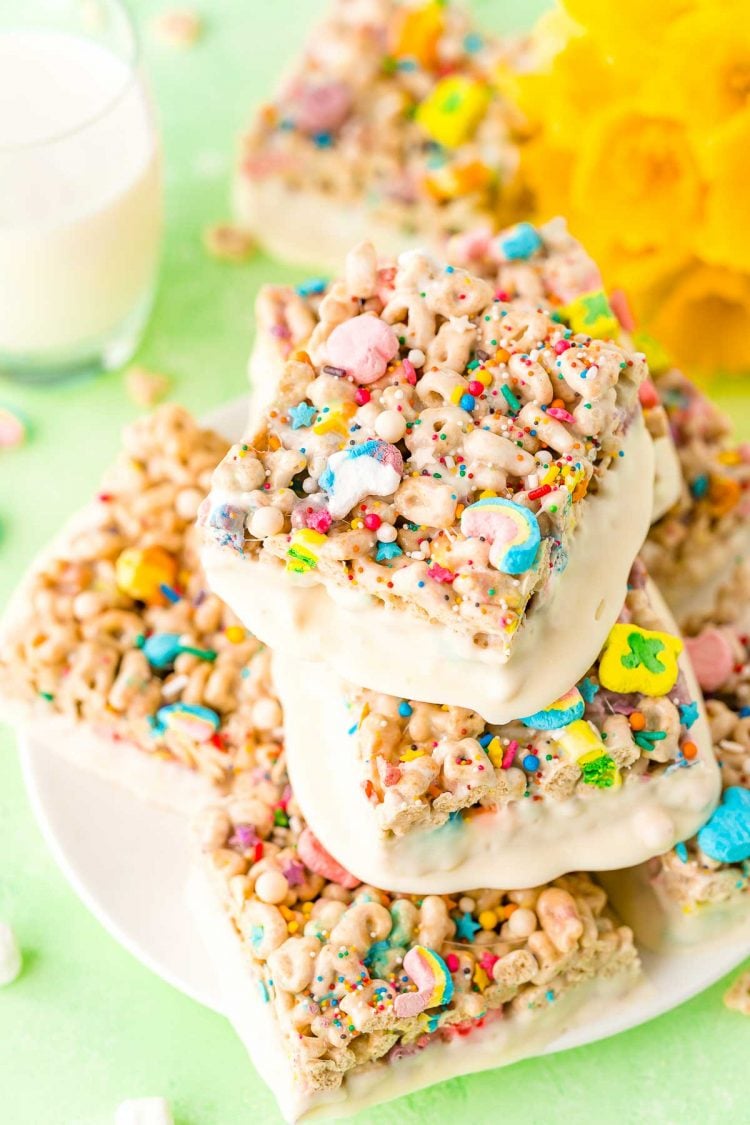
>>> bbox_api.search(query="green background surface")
[1,2,749,1122]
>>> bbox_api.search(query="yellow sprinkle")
[478,910,498,931]
[287,921,299,934]
[225,625,245,644]
[474,369,493,387]
[719,450,742,466]
[486,736,504,768]
[473,964,490,990]
[400,748,426,762]
[478,489,498,500]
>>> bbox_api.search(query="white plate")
[16,395,750,1057]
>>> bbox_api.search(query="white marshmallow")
[115,1098,174,1125]
[0,922,21,985]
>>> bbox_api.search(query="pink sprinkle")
[479,952,499,974]
[547,406,576,424]
[445,953,460,972]
[355,387,371,406]
[402,357,417,385]
[502,740,518,770]
[427,563,456,584]
[554,339,571,354]
[384,763,402,787]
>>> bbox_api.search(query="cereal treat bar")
[190,749,640,1122]
[273,567,719,893]
[601,617,750,950]
[201,242,654,723]
[234,0,527,269]
[246,219,682,521]
[0,406,281,814]
[641,367,750,630]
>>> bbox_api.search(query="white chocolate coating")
[203,415,654,723]
[188,863,640,1124]
[273,598,720,894]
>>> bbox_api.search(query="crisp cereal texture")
[644,622,750,914]
[350,563,701,836]
[0,406,281,794]
[641,368,750,627]
[236,0,527,247]
[202,241,646,655]
[198,742,638,1105]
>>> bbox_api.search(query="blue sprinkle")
[376,540,403,562]
[478,733,494,749]
[313,132,333,148]
[348,723,358,736]
[398,701,413,718]
[691,473,709,499]
[445,265,455,273]
[296,277,327,297]
[545,989,555,1003]
[523,754,540,772]
[459,393,476,412]
[675,842,689,863]
[464,32,483,52]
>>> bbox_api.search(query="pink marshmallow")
[638,380,661,410]
[610,288,636,332]
[325,315,399,385]
[287,80,352,136]
[685,628,736,693]
[297,827,361,889]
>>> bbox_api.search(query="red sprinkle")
[364,512,382,531]
[527,484,552,501]
[554,339,571,354]
[355,387,371,406]
[468,380,484,396]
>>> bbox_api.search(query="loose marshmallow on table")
[0,921,21,985]
[115,1098,173,1125]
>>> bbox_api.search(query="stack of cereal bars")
[3,0,750,1119]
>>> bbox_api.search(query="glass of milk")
[0,0,162,381]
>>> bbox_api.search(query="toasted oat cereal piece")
[725,971,750,1015]
[233,0,527,268]
[200,240,654,723]
[274,567,719,893]
[152,9,202,48]
[190,744,640,1122]
[125,365,171,407]
[203,223,256,263]
[0,405,280,814]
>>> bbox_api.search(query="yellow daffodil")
[642,5,750,136]
[570,108,702,256]
[699,109,750,273]
[561,0,701,47]
[649,263,750,374]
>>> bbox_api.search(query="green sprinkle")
[501,385,522,414]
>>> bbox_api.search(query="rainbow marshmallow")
[460,497,541,575]
[393,944,454,1017]
[155,702,221,743]
[520,686,585,730]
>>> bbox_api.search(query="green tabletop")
[1,2,749,1122]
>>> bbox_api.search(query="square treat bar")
[247,217,682,517]
[641,367,750,630]
[234,0,527,268]
[201,240,654,723]
[0,407,281,814]
[190,746,640,1123]
[601,634,750,950]
[273,564,719,893]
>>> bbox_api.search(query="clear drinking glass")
[0,0,162,382]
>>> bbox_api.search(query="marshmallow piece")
[325,314,399,384]
[320,440,403,520]
[684,628,736,693]
[0,922,21,985]
[115,1098,174,1125]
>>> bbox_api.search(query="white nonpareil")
[114,1098,173,1125]
[0,922,21,985]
